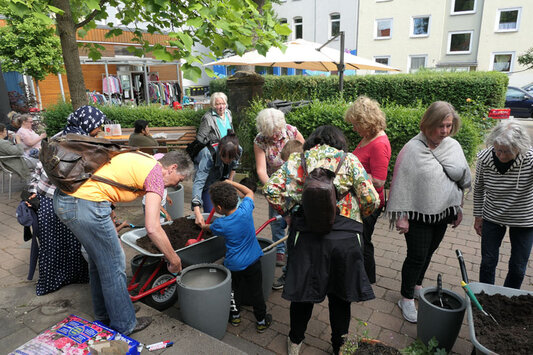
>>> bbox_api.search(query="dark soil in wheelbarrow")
[136,217,213,254]
[473,292,533,354]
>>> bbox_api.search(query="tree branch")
[75,0,108,29]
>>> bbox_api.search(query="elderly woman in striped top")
[474,119,533,290]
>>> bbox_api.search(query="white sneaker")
[398,299,418,323]
[287,337,302,355]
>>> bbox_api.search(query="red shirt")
[353,134,391,208]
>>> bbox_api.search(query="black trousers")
[362,207,382,284]
[231,259,266,322]
[401,219,447,299]
[289,293,350,355]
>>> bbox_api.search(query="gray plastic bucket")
[165,184,184,219]
[258,238,276,301]
[417,287,466,353]
[177,263,231,339]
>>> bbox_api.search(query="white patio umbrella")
[206,39,399,72]
[205,32,399,91]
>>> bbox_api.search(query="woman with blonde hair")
[345,96,391,284]
[196,92,233,144]
[254,108,304,284]
[387,101,471,323]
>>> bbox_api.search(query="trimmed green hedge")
[211,71,508,114]
[43,102,206,136]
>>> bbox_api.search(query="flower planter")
[176,263,231,339]
[417,287,466,353]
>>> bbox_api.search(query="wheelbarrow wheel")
[141,270,179,311]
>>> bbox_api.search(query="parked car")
[522,83,533,95]
[505,86,533,118]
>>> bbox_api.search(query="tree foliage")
[1,0,290,82]
[518,47,533,70]
[0,9,64,81]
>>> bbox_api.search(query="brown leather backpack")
[300,152,346,235]
[40,134,143,193]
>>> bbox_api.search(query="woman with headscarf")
[27,105,106,295]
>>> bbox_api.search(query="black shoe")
[129,316,152,334]
[272,274,285,290]
[256,313,272,333]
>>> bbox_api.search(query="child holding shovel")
[200,179,273,333]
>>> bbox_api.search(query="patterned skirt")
[36,194,89,295]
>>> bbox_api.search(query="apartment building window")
[496,8,521,32]
[409,55,427,73]
[447,31,472,54]
[330,13,340,38]
[375,18,392,39]
[451,0,476,15]
[294,17,303,39]
[374,56,390,74]
[411,16,430,37]
[491,52,514,72]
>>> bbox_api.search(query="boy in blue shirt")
[201,179,272,333]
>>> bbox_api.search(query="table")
[103,132,185,146]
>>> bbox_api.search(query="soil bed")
[136,217,213,254]
[352,341,401,355]
[473,292,533,354]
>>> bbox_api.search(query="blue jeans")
[269,204,286,254]
[53,190,136,335]
[479,219,533,289]
[202,188,214,213]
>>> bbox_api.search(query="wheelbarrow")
[120,214,284,311]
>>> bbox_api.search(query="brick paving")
[0,176,531,354]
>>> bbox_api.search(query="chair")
[0,156,19,201]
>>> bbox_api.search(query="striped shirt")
[473,147,533,227]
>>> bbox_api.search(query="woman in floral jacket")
[264,125,380,355]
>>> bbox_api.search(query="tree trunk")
[52,0,88,109]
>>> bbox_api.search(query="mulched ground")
[136,217,213,254]
[473,292,533,354]
[351,341,401,355]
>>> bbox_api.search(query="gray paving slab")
[0,173,531,355]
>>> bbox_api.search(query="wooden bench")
[120,126,196,150]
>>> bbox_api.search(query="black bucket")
[417,287,466,353]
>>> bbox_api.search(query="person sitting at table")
[0,123,31,180]
[128,120,159,147]
[16,114,46,156]
[196,92,233,145]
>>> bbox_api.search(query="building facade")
[274,0,533,86]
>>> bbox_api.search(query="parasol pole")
[318,31,345,92]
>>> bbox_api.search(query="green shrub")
[211,71,508,114]
[42,102,206,136]
[42,101,73,136]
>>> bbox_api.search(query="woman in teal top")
[196,92,233,144]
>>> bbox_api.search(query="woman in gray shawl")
[387,101,471,323]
